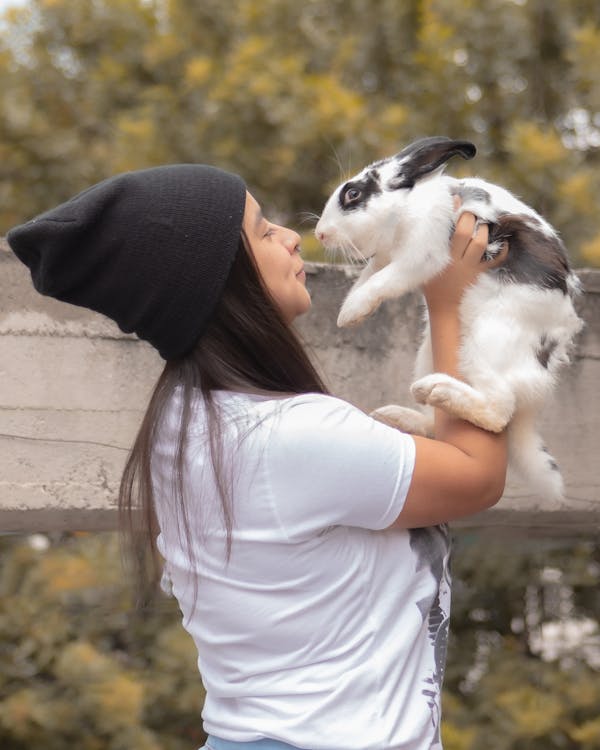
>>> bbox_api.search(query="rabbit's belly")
[458,283,577,395]
[460,318,542,374]
[460,340,550,405]
[462,279,576,341]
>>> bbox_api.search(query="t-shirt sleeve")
[265,394,416,539]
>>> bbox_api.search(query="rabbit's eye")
[343,187,362,206]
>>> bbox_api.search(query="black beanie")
[7,164,247,360]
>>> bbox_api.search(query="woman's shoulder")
[275,392,366,423]
[163,387,369,442]
[214,389,356,416]
[248,391,368,428]
[211,391,371,443]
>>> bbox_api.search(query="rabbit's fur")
[315,136,583,500]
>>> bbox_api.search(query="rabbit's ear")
[388,137,476,189]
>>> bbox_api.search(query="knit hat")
[7,165,247,360]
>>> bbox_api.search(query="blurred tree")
[0,0,598,263]
[0,533,598,749]
[441,535,600,750]
[0,533,205,749]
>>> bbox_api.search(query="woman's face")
[242,192,311,323]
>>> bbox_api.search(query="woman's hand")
[423,211,507,314]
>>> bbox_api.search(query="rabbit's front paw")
[337,289,379,328]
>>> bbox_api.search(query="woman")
[8,164,507,750]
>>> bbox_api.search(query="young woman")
[8,164,507,750]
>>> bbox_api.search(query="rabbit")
[314,136,584,500]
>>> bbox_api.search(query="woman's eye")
[343,187,362,206]
[263,227,275,238]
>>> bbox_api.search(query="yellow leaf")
[496,686,563,737]
[570,23,600,69]
[306,74,365,128]
[300,233,327,263]
[580,233,600,266]
[54,641,114,683]
[570,717,600,745]
[39,554,97,593]
[185,56,213,86]
[564,673,600,709]
[558,172,597,215]
[507,122,567,170]
[155,623,198,667]
[88,673,145,726]
[97,56,126,82]
[143,34,183,67]
[0,689,37,738]
[441,720,477,750]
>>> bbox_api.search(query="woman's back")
[153,389,450,749]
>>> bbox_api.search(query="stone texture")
[1,240,598,534]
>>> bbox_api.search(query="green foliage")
[0,0,599,263]
[442,535,600,750]
[1,533,599,748]
[0,533,205,750]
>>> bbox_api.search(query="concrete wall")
[1,239,599,535]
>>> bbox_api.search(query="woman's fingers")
[424,212,509,311]
[454,213,489,262]
[456,213,510,270]
[451,212,477,259]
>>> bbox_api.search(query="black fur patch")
[450,183,491,204]
[536,334,558,368]
[490,214,570,294]
[338,169,382,212]
[541,446,560,471]
[389,137,476,190]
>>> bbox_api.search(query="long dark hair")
[119,232,328,605]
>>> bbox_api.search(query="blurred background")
[0,1,599,749]
[1,0,600,261]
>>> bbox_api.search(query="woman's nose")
[284,230,302,254]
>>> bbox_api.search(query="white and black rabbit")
[315,136,583,500]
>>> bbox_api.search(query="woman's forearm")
[427,304,507,493]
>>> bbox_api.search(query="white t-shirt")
[152,390,451,750]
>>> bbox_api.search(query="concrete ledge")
[1,240,599,534]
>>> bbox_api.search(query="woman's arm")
[391,212,509,529]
